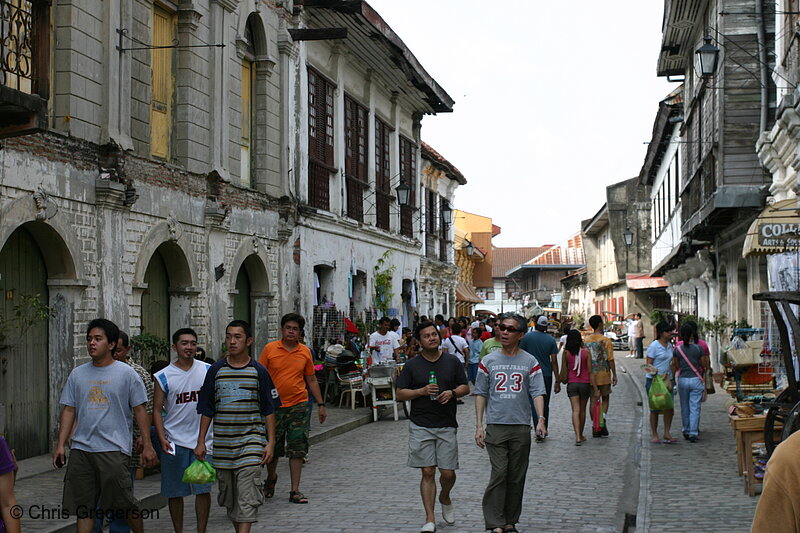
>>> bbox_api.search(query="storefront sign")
[759,223,800,248]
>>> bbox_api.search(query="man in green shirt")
[479,327,502,360]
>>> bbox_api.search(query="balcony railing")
[1,0,34,94]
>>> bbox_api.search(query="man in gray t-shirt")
[53,319,156,533]
[474,313,546,533]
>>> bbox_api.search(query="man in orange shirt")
[259,313,326,504]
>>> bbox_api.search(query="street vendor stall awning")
[626,273,668,290]
[456,281,482,304]
[743,199,800,257]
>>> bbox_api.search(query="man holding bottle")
[396,322,470,533]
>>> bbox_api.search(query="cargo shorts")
[62,449,139,517]
[274,401,310,459]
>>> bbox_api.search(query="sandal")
[289,490,309,504]
[262,476,277,498]
[505,528,519,533]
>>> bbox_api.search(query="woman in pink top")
[562,330,596,446]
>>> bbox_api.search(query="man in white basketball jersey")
[153,328,213,533]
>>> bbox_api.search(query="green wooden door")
[233,267,251,324]
[142,249,170,345]
[0,227,49,459]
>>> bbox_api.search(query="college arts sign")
[759,222,800,248]
[743,199,800,257]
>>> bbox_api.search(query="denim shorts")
[160,445,213,498]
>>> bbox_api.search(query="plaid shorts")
[274,402,310,459]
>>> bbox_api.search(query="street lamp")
[441,200,454,225]
[395,181,411,207]
[466,242,475,256]
[696,36,720,78]
[623,228,634,247]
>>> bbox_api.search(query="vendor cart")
[753,292,800,456]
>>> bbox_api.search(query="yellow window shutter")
[240,60,252,185]
[150,6,175,159]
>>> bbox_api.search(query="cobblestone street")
[144,364,641,533]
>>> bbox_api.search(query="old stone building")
[0,0,459,457]
[653,0,772,336]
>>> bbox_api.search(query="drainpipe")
[756,0,769,132]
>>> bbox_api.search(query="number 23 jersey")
[473,349,546,425]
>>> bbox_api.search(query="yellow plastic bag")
[182,459,216,484]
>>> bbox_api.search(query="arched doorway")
[233,266,252,324]
[138,240,195,367]
[142,248,170,343]
[229,253,271,350]
[0,226,49,458]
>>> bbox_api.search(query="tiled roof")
[492,247,549,278]
[525,234,585,266]
[421,141,466,184]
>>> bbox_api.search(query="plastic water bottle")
[428,371,438,400]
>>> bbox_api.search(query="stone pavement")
[141,370,642,533]
[11,404,372,533]
[620,357,759,533]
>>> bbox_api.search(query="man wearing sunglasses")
[474,313,546,533]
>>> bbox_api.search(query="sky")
[368,0,674,248]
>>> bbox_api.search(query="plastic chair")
[336,369,364,409]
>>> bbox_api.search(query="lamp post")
[395,181,411,207]
[696,36,720,78]
[441,200,454,225]
[466,242,475,256]
[623,228,634,247]
[623,227,633,274]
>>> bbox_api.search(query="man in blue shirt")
[519,315,559,441]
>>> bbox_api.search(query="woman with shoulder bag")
[646,321,676,444]
[672,323,710,443]
[562,330,595,446]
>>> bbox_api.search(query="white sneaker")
[441,502,455,524]
[421,521,436,532]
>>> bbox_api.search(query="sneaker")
[441,503,455,525]
[592,430,602,438]
[421,521,436,532]
[601,422,609,437]
[689,435,698,443]
[683,431,690,440]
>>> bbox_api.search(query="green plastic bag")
[648,374,674,411]
[182,459,216,484]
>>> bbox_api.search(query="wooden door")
[142,249,170,344]
[0,227,49,459]
[233,267,251,324]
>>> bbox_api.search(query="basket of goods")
[728,340,765,366]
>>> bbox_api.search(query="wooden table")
[729,414,782,496]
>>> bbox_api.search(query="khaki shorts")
[62,449,139,517]
[217,466,263,523]
[407,422,459,471]
[596,384,612,397]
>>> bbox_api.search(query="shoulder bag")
[677,344,707,402]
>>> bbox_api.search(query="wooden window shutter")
[150,6,175,159]
[240,60,253,186]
